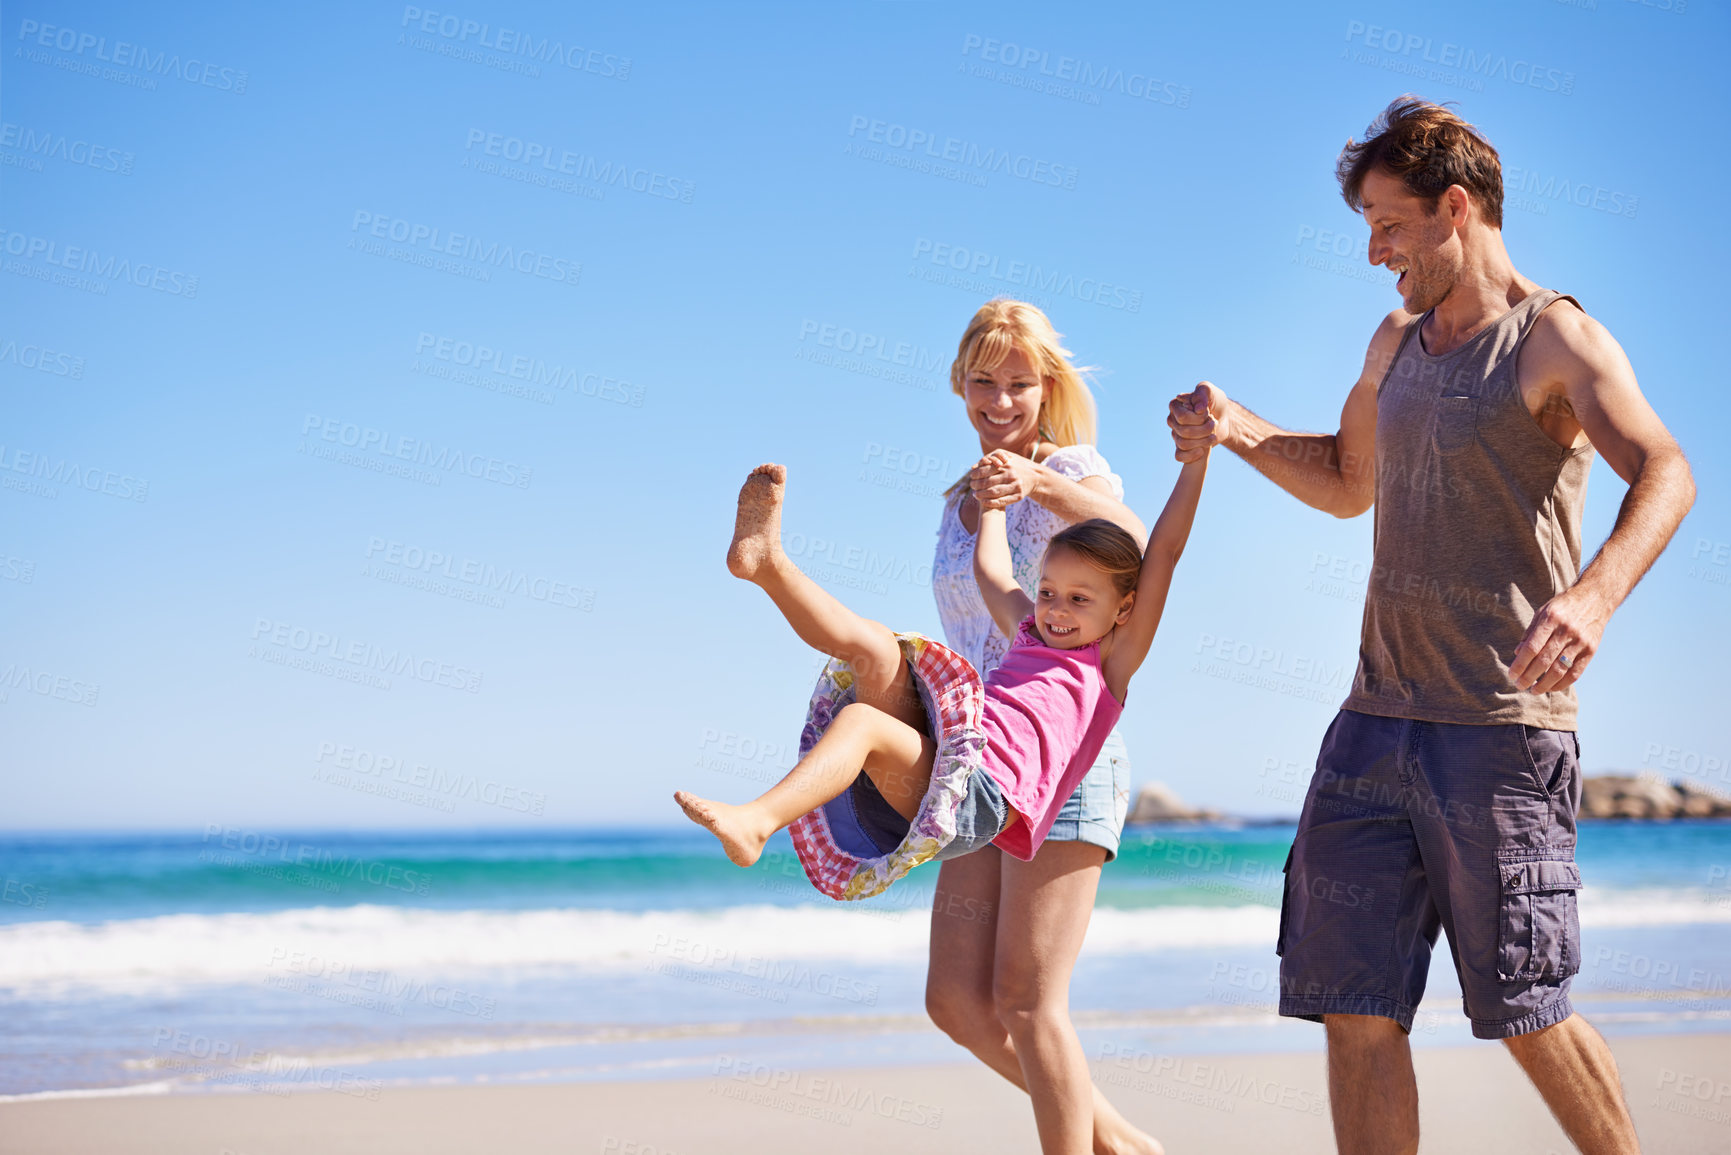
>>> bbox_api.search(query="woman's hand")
[969,449,1041,511]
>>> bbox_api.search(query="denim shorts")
[849,729,1127,861]
[1277,709,1583,1039]
[849,758,1008,859]
[1045,729,1132,862]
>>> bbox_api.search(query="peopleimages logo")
[413,333,646,406]
[349,212,580,286]
[845,115,1079,189]
[1504,165,1638,219]
[364,536,596,610]
[0,444,148,501]
[462,130,694,202]
[0,663,100,707]
[0,229,198,297]
[0,123,133,173]
[249,618,484,694]
[1342,21,1574,95]
[300,414,534,489]
[959,34,1191,107]
[200,827,433,893]
[15,19,249,93]
[909,238,1142,313]
[0,338,84,378]
[399,6,630,79]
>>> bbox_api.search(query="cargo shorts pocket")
[1520,725,1578,799]
[1275,845,1295,958]
[1496,853,1581,982]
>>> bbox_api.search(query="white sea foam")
[1574,887,1731,928]
[1,887,1724,996]
[0,903,1269,994]
[0,1081,175,1103]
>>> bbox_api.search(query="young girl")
[676,406,1208,897]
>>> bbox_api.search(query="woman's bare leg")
[676,702,934,866]
[925,847,1162,1155]
[994,840,1120,1155]
[727,464,925,731]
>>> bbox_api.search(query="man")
[1168,96,1695,1154]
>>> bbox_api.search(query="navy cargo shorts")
[1277,709,1583,1039]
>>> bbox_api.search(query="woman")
[926,300,1161,1155]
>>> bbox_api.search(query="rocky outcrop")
[1125,782,1225,825]
[1124,774,1731,824]
[1581,774,1731,820]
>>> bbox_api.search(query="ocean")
[3,822,1729,1100]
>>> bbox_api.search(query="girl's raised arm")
[974,503,1034,643]
[1102,450,1209,702]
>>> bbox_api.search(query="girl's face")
[963,346,1045,454]
[1035,547,1133,649]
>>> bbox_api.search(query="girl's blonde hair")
[1047,519,1141,597]
[945,301,1099,498]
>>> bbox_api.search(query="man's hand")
[1505,302,1695,696]
[1508,583,1613,694]
[969,449,1037,510]
[1168,381,1231,462]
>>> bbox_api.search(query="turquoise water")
[15,821,1723,920]
[3,822,1728,1097]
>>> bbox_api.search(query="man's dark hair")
[1338,96,1504,228]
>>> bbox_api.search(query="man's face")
[1361,168,1462,314]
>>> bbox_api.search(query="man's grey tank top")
[1342,288,1594,729]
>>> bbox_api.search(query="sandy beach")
[5,1032,1726,1154]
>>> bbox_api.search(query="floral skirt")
[787,632,990,900]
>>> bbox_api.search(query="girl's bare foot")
[726,464,786,582]
[674,790,771,867]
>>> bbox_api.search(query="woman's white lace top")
[931,445,1124,677]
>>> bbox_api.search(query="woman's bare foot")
[674,790,772,867]
[726,464,786,582]
[1095,1124,1164,1155]
[1091,1087,1164,1155]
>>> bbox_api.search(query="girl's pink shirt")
[980,616,1125,860]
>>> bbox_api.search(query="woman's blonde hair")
[945,299,1099,497]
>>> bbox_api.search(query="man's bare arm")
[1168,310,1408,518]
[1508,306,1697,694]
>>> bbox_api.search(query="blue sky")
[4,0,1727,829]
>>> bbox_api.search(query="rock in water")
[1126,782,1222,824]
[1579,774,1731,820]
[1677,780,1731,818]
